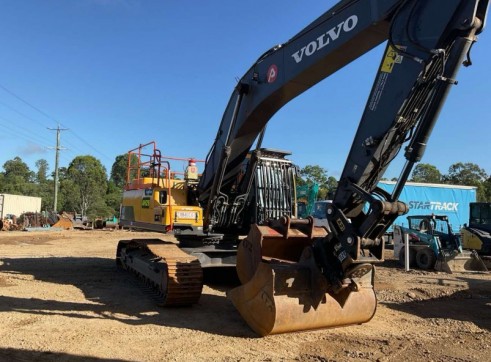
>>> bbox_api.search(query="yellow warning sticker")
[381,45,404,73]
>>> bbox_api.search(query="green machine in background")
[296,183,319,218]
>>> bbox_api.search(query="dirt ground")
[0,229,489,362]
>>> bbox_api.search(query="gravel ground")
[0,229,489,361]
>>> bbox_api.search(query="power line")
[0,83,58,123]
[0,115,52,147]
[0,82,113,163]
[0,99,50,129]
[62,125,114,162]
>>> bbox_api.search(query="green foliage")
[484,177,491,202]
[326,176,338,199]
[34,159,52,209]
[0,157,37,196]
[110,153,139,189]
[408,162,491,202]
[58,178,80,212]
[0,154,123,218]
[56,167,69,181]
[411,163,442,183]
[444,162,487,185]
[37,179,54,211]
[3,157,34,182]
[110,154,128,189]
[87,199,115,220]
[444,162,489,201]
[105,180,122,217]
[67,155,108,217]
[1,154,490,221]
[35,159,49,183]
[297,165,338,200]
[299,165,328,185]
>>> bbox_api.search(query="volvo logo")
[291,15,358,63]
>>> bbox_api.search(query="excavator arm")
[199,0,488,276]
[198,0,397,221]
[203,0,489,335]
[319,0,488,286]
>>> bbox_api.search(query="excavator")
[297,183,320,218]
[116,0,489,336]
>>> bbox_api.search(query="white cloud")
[18,143,48,156]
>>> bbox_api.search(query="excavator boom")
[215,0,489,335]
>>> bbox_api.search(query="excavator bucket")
[435,250,488,273]
[228,219,377,336]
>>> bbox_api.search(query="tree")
[445,162,487,185]
[105,180,122,217]
[483,177,491,202]
[110,153,140,189]
[35,159,49,183]
[411,163,442,183]
[0,157,37,195]
[37,179,55,211]
[3,157,34,182]
[297,165,337,200]
[56,167,69,181]
[299,165,328,185]
[110,154,129,189]
[444,162,488,201]
[67,156,108,217]
[33,159,53,210]
[325,176,338,199]
[58,178,80,213]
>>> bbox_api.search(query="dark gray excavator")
[117,0,489,336]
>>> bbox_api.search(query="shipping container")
[378,181,477,232]
[0,194,42,218]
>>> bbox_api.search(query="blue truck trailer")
[378,181,477,232]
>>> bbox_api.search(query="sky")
[0,0,490,181]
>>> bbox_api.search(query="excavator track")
[116,239,203,306]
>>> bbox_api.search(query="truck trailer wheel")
[398,248,416,267]
[415,248,436,270]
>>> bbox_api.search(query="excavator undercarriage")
[116,239,203,306]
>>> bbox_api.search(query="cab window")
[156,191,167,204]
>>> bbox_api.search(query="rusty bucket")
[228,222,377,336]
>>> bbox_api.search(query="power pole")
[48,126,67,212]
